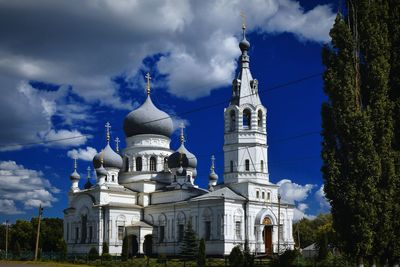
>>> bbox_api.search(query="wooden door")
[264,226,272,255]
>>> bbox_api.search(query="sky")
[0,0,337,223]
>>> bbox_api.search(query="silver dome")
[168,143,197,169]
[93,143,123,169]
[124,96,173,137]
[70,170,80,181]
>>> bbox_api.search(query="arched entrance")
[262,217,273,255]
[143,234,153,256]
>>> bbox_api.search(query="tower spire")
[105,122,111,143]
[210,154,215,172]
[115,137,120,153]
[87,166,91,179]
[73,157,77,171]
[145,73,151,96]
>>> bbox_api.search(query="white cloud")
[293,203,316,221]
[41,129,89,148]
[0,161,59,214]
[315,184,331,211]
[67,146,98,161]
[277,179,315,204]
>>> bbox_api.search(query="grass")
[0,261,89,267]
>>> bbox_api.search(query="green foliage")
[197,238,206,267]
[270,249,301,267]
[55,238,67,260]
[293,214,332,249]
[88,247,99,261]
[229,245,243,267]
[101,252,112,261]
[102,241,109,255]
[121,235,129,261]
[180,220,198,260]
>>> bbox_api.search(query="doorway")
[262,217,273,255]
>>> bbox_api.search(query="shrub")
[101,252,112,261]
[229,245,244,267]
[121,235,129,261]
[270,249,301,267]
[197,238,206,267]
[102,241,109,255]
[88,247,99,261]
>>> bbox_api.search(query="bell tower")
[223,23,269,185]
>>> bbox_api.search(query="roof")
[191,187,245,201]
[303,243,317,251]
[129,221,153,228]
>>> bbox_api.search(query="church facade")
[63,26,295,256]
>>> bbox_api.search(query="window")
[112,175,115,182]
[230,110,236,131]
[245,159,250,171]
[136,157,142,171]
[243,109,251,129]
[267,192,271,200]
[258,110,263,128]
[159,226,165,243]
[66,223,69,240]
[81,215,87,243]
[164,158,168,171]
[256,190,259,199]
[150,156,157,171]
[262,191,265,199]
[230,161,234,172]
[125,157,129,171]
[235,221,241,239]
[260,160,264,172]
[89,226,93,243]
[178,224,184,242]
[118,226,124,240]
[205,221,211,241]
[75,227,79,243]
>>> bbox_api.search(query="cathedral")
[63,25,295,256]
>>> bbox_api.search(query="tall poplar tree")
[322,1,400,265]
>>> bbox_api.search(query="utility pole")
[4,220,9,260]
[277,194,281,255]
[34,205,43,261]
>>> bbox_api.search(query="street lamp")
[277,194,281,255]
[3,220,10,260]
[34,205,43,261]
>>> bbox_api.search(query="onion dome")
[93,122,123,169]
[84,166,93,189]
[70,158,80,181]
[239,24,250,52]
[123,73,173,138]
[209,155,218,181]
[96,164,108,178]
[167,124,197,169]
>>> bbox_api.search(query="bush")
[88,247,99,261]
[101,252,112,261]
[102,241,109,255]
[229,245,244,267]
[270,249,301,267]
[197,238,206,267]
[121,235,129,261]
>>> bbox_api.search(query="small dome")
[70,170,80,181]
[84,179,93,189]
[124,96,173,137]
[93,143,123,169]
[96,165,108,178]
[209,171,218,181]
[168,143,197,169]
[239,37,250,52]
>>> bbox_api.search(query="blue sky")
[0,0,336,222]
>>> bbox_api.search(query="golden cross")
[145,73,151,95]
[179,122,185,144]
[240,11,246,30]
[105,122,111,142]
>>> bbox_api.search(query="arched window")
[125,157,129,171]
[267,192,271,200]
[245,159,250,171]
[262,191,265,199]
[81,215,87,243]
[150,156,157,171]
[230,161,234,172]
[256,190,259,199]
[164,158,168,171]
[261,160,264,172]
[230,110,236,131]
[136,157,142,171]
[112,175,115,182]
[258,110,263,128]
[243,109,251,129]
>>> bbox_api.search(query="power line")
[0,72,322,149]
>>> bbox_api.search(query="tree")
[229,245,243,267]
[121,235,129,261]
[322,1,400,265]
[197,238,206,267]
[88,247,99,261]
[180,220,198,260]
[102,241,109,255]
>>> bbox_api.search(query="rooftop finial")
[73,157,77,171]
[239,12,250,53]
[145,73,151,96]
[210,155,215,171]
[240,11,246,35]
[105,122,111,143]
[115,137,120,152]
[87,166,91,179]
[179,122,185,144]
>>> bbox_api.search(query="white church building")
[63,25,295,256]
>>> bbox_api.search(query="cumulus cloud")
[67,146,98,161]
[277,179,315,204]
[315,184,331,211]
[0,161,60,214]
[293,203,316,221]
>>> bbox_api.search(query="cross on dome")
[87,166,91,179]
[211,155,215,171]
[115,137,120,152]
[73,157,77,171]
[145,73,151,95]
[105,122,111,142]
[179,122,185,144]
[240,11,246,30]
